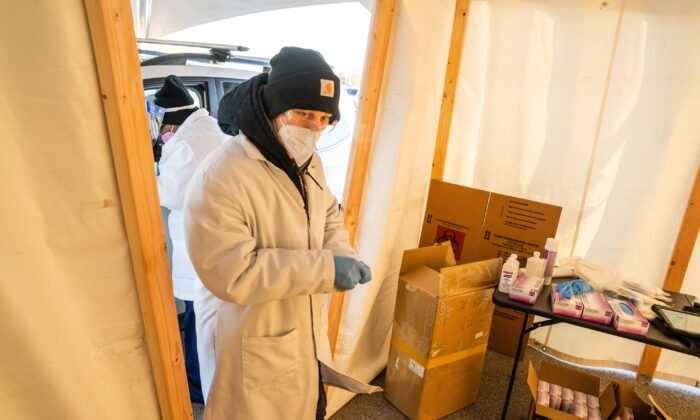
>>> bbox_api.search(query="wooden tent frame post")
[431,0,472,181]
[328,0,397,355]
[83,1,191,418]
[637,164,700,381]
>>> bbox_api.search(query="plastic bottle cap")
[509,253,517,260]
[545,238,560,251]
[533,251,540,258]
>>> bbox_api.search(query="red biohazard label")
[434,225,465,261]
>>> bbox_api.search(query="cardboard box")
[489,307,533,360]
[606,382,664,420]
[419,181,562,265]
[419,180,562,357]
[385,243,500,419]
[647,394,672,420]
[527,361,618,420]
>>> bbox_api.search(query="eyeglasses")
[282,109,337,134]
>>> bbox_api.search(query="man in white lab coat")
[184,47,380,419]
[155,75,229,404]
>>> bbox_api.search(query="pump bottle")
[543,238,560,286]
[498,254,519,293]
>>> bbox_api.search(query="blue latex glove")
[333,256,362,291]
[558,279,594,299]
[358,261,372,284]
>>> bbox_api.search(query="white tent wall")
[0,1,161,418]
[326,0,456,414]
[444,0,700,383]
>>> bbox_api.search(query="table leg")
[500,312,529,420]
[528,396,536,419]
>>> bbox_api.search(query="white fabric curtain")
[0,1,161,417]
[327,0,457,414]
[444,0,700,382]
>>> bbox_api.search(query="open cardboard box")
[606,382,671,420]
[385,243,500,419]
[528,363,672,420]
[527,361,618,420]
[419,180,561,358]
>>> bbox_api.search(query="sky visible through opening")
[163,2,371,87]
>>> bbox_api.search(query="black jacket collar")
[218,73,305,196]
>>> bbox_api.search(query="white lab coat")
[184,134,380,419]
[157,108,229,301]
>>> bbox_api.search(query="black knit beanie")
[261,47,341,123]
[154,75,198,125]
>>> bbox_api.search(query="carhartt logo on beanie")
[262,47,341,123]
[154,75,198,125]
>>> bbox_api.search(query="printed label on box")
[434,225,465,261]
[499,199,547,232]
[408,358,425,378]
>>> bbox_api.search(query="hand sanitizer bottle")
[526,251,544,278]
[498,254,519,293]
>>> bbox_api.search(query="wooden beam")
[328,0,397,355]
[431,0,472,181]
[637,163,700,381]
[83,1,191,419]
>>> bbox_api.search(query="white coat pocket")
[241,329,299,389]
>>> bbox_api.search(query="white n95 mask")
[277,124,321,167]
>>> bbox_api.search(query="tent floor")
[190,346,699,419]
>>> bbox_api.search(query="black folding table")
[492,280,698,420]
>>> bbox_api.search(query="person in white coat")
[155,75,229,404]
[184,47,380,419]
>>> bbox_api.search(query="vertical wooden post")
[431,0,472,181]
[637,164,700,381]
[83,1,191,419]
[328,0,397,355]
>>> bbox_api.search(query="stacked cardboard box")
[385,243,500,419]
[419,180,561,358]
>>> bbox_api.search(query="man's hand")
[358,261,372,284]
[333,257,373,291]
[333,256,361,290]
